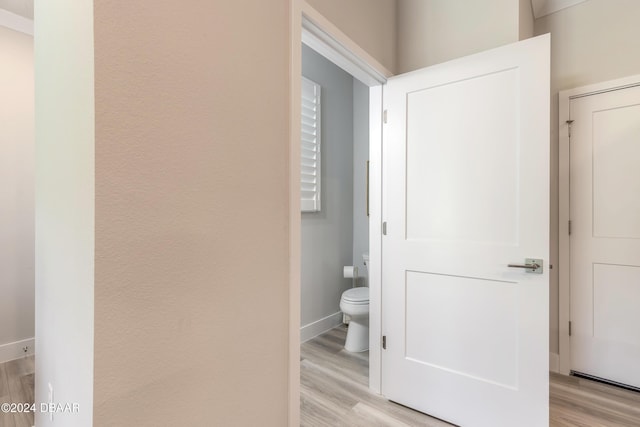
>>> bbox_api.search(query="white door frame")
[558,73,640,375]
[289,2,392,424]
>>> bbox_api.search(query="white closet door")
[570,84,640,389]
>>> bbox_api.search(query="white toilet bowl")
[340,287,369,352]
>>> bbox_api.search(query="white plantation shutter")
[301,77,321,212]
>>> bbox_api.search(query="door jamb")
[290,3,392,424]
[558,73,640,376]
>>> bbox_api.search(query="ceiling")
[0,0,33,20]
[530,0,589,18]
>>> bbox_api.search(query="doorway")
[299,42,370,343]
[297,13,392,423]
[294,5,388,401]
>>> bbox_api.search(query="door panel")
[593,264,640,347]
[406,69,519,245]
[405,272,519,389]
[382,35,550,427]
[570,84,640,388]
[592,104,640,238]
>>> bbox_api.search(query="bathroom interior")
[300,40,372,410]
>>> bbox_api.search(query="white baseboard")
[301,312,343,343]
[549,352,560,373]
[0,338,35,363]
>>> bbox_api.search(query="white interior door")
[381,35,550,427]
[569,83,640,389]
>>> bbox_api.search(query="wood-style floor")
[301,326,640,426]
[0,356,34,427]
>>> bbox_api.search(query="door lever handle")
[508,258,543,274]
[508,263,539,269]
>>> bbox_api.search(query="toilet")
[340,253,369,352]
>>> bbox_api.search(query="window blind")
[301,77,321,212]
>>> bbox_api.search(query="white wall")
[0,0,33,19]
[397,0,518,72]
[535,0,640,355]
[306,0,397,73]
[520,0,534,40]
[397,0,534,73]
[301,45,354,335]
[0,23,34,362]
[34,0,94,424]
[353,79,369,287]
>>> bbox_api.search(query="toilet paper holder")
[343,265,359,288]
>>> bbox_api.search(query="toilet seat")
[341,287,369,304]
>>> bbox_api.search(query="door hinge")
[566,119,574,137]
[383,109,388,124]
[569,321,572,336]
[568,220,572,235]
[382,335,387,349]
[382,221,387,235]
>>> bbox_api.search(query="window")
[301,77,321,212]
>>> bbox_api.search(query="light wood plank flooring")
[301,326,640,426]
[550,373,640,426]
[0,356,34,427]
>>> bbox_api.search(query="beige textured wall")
[306,0,397,73]
[535,0,640,355]
[93,1,291,426]
[397,0,520,73]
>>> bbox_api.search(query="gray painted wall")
[353,80,369,286]
[301,45,354,328]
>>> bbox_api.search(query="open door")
[381,35,550,427]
